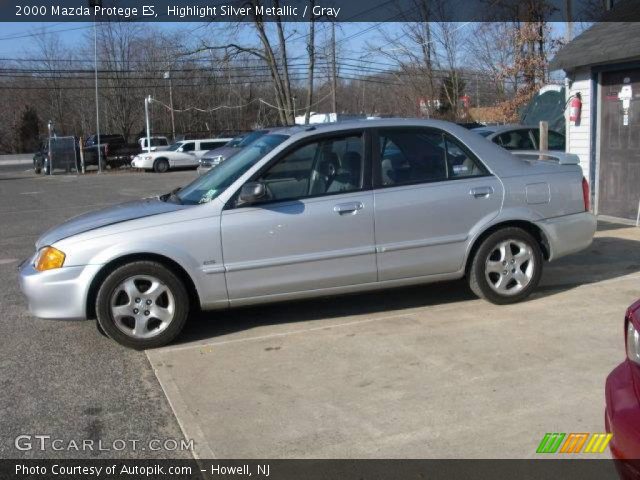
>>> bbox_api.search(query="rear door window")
[376,128,486,186]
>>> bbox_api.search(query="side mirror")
[177,147,184,152]
[239,182,266,205]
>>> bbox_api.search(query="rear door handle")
[470,186,494,198]
[334,202,364,215]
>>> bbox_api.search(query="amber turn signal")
[34,246,66,272]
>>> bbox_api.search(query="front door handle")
[334,202,364,215]
[470,186,494,198]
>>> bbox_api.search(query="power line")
[0,72,408,90]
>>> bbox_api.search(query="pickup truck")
[83,134,140,169]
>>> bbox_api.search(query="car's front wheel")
[96,261,189,349]
[468,227,543,304]
[153,158,169,173]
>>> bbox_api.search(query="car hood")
[36,197,186,249]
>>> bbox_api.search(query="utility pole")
[145,96,152,157]
[91,0,103,174]
[47,120,53,175]
[565,0,573,42]
[331,22,337,115]
[163,71,176,142]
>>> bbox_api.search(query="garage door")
[599,69,640,220]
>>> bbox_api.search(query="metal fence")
[48,136,78,175]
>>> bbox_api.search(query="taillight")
[582,177,590,212]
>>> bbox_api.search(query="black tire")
[34,165,41,174]
[468,227,543,304]
[153,158,169,173]
[95,261,189,349]
[95,321,108,338]
[43,163,50,175]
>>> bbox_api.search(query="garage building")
[551,19,640,222]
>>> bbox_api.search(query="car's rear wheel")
[96,261,189,349]
[153,158,169,173]
[468,227,542,304]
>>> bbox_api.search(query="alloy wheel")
[484,239,535,296]
[110,275,175,339]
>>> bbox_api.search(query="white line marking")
[0,258,18,265]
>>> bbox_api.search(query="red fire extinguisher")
[569,92,582,124]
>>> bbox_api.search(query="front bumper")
[605,361,640,462]
[535,211,597,261]
[131,157,154,169]
[18,260,103,320]
[198,158,222,175]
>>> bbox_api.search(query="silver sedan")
[18,119,596,349]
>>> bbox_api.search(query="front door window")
[250,133,364,204]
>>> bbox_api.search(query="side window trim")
[225,129,372,210]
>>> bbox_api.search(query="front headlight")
[144,155,153,161]
[213,156,223,165]
[627,319,640,365]
[34,246,66,272]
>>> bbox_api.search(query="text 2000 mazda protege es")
[18,120,596,349]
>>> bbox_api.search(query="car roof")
[272,118,532,177]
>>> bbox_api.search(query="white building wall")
[566,67,593,185]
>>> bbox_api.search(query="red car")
[606,299,640,478]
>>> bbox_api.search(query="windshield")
[166,142,184,151]
[226,136,244,147]
[176,134,288,205]
[237,130,267,147]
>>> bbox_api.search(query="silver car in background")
[472,124,566,151]
[18,119,596,349]
[198,129,273,174]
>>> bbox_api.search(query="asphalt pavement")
[0,165,198,459]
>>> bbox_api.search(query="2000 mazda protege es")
[19,119,596,349]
